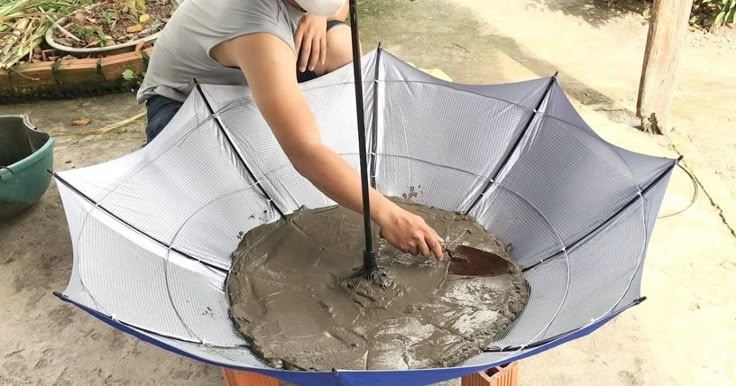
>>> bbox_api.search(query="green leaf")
[714,8,727,26]
[122,69,137,81]
[728,5,736,23]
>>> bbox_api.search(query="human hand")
[376,205,445,260]
[294,14,327,73]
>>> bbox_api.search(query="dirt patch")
[53,0,176,49]
[227,199,529,370]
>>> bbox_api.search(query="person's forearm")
[288,142,396,224]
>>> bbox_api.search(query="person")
[136,0,444,259]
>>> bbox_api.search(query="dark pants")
[145,95,183,143]
[145,20,347,143]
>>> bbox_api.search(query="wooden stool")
[223,362,519,386]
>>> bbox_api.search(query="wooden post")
[636,0,693,134]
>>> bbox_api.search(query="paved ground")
[362,0,736,196]
[1,0,735,385]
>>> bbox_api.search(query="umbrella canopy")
[54,49,676,386]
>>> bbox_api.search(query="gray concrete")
[1,0,734,385]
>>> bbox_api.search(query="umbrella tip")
[553,71,559,78]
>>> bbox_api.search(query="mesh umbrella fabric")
[55,49,675,385]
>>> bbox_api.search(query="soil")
[227,199,529,371]
[52,0,177,49]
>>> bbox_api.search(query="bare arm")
[211,33,443,258]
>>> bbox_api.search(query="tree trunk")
[636,0,693,134]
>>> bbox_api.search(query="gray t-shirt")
[136,0,305,103]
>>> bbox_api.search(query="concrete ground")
[1,0,734,385]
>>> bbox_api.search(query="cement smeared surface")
[227,200,529,370]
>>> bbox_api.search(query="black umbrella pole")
[348,0,375,264]
[347,0,391,288]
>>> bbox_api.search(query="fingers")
[299,35,312,73]
[320,33,327,66]
[426,233,444,260]
[380,210,445,260]
[417,238,431,258]
[295,28,304,69]
[308,35,320,72]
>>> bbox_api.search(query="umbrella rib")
[193,80,287,219]
[522,159,677,272]
[369,43,382,188]
[464,74,558,215]
[54,291,251,348]
[53,172,227,273]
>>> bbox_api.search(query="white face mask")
[294,0,346,17]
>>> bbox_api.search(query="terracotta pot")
[222,369,279,386]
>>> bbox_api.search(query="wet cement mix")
[227,199,529,370]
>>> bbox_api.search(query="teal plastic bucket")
[0,115,55,220]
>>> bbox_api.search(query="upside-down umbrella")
[53,3,676,385]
